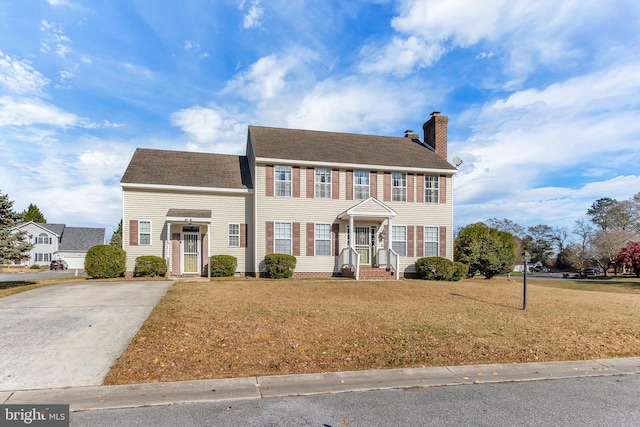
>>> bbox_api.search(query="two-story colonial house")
[121,112,457,279]
[11,222,106,269]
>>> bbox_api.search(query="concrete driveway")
[0,280,173,391]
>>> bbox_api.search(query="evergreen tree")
[23,203,46,223]
[454,223,516,279]
[0,191,33,264]
[110,219,123,247]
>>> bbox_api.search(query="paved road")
[68,375,640,426]
[0,269,84,281]
[0,280,173,391]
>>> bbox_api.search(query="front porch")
[337,197,400,280]
[164,209,212,279]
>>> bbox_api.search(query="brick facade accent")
[266,165,274,196]
[332,169,339,199]
[346,170,353,200]
[439,175,446,204]
[306,167,314,198]
[370,171,377,198]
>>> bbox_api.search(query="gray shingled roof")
[166,209,211,219]
[248,126,456,171]
[121,148,253,189]
[58,227,105,251]
[40,223,66,236]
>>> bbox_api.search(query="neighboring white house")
[121,112,457,279]
[12,222,105,269]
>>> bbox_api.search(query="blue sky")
[1,0,639,239]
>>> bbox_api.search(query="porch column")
[166,222,171,275]
[349,215,354,266]
[387,216,392,269]
[207,222,211,280]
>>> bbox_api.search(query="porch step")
[343,266,396,280]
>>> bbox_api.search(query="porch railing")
[376,249,400,280]
[339,247,361,280]
[388,248,399,280]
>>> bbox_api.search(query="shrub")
[414,257,467,281]
[415,257,456,281]
[264,253,297,278]
[85,244,126,279]
[210,254,237,277]
[134,256,167,277]
[452,262,469,281]
[29,264,41,270]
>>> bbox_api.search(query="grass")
[104,277,640,385]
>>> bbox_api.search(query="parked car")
[533,265,549,272]
[585,267,601,276]
[50,259,68,270]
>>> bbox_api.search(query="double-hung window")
[274,222,292,255]
[139,220,151,245]
[315,168,331,199]
[228,224,240,247]
[391,225,407,256]
[315,223,331,256]
[424,226,439,257]
[275,166,292,197]
[354,170,370,200]
[392,172,407,202]
[425,175,439,203]
[36,233,50,244]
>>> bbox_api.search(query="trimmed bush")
[85,244,126,279]
[29,264,41,269]
[415,257,466,281]
[210,254,237,277]
[264,253,297,278]
[452,262,469,281]
[134,256,167,277]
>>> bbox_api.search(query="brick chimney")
[422,111,448,161]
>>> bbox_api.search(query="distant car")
[50,260,68,270]
[533,265,549,273]
[585,267,601,276]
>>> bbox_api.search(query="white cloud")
[225,49,317,102]
[451,61,640,228]
[0,51,50,95]
[0,97,78,127]
[170,105,249,154]
[40,20,72,58]
[243,0,264,29]
[285,77,429,133]
[359,35,446,76]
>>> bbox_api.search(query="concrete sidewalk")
[2,357,639,412]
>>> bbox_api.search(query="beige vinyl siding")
[123,188,253,273]
[255,163,453,275]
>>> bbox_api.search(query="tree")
[110,220,122,247]
[485,218,525,264]
[0,191,33,264]
[485,218,526,239]
[565,242,588,275]
[551,226,570,269]
[22,203,46,223]
[523,224,555,265]
[587,198,618,231]
[590,229,635,276]
[570,218,595,275]
[615,241,640,277]
[454,223,516,279]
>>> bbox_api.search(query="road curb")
[3,357,639,412]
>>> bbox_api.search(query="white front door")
[181,232,200,274]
